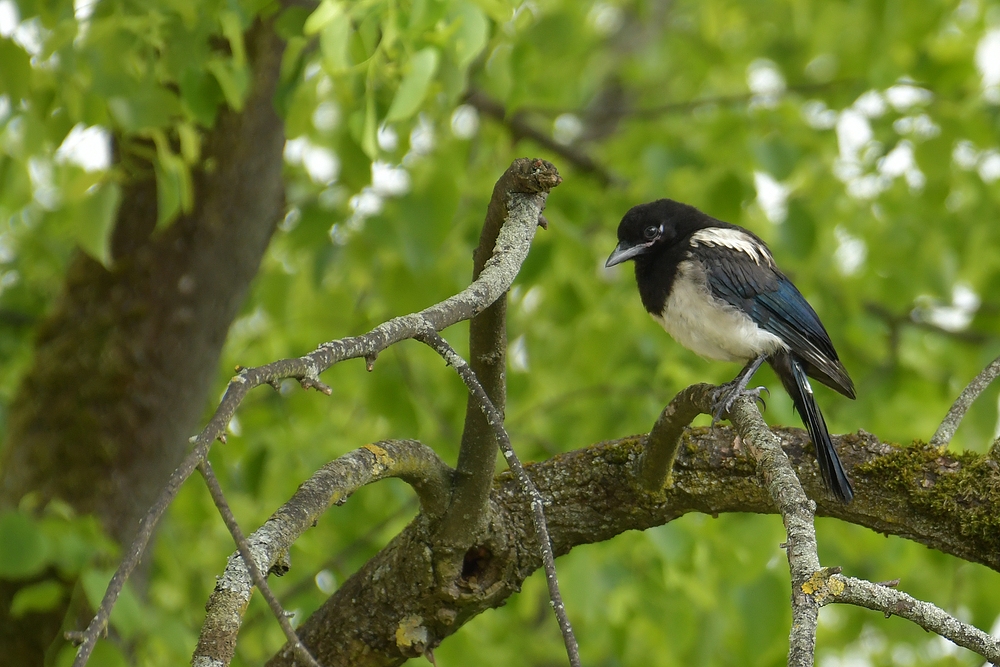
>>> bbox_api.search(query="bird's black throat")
[632,238,689,317]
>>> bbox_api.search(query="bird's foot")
[710,384,769,426]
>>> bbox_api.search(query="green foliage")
[0,506,117,581]
[3,0,1000,664]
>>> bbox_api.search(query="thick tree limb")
[71,158,560,667]
[265,414,1000,665]
[2,17,288,666]
[193,440,451,667]
[931,354,1000,448]
[717,389,1000,666]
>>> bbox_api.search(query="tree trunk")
[0,20,286,665]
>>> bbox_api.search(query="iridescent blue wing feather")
[694,242,855,398]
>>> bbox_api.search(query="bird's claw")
[710,384,769,426]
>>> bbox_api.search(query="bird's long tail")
[772,351,854,503]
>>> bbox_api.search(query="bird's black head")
[605,199,707,268]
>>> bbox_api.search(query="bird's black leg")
[710,353,769,424]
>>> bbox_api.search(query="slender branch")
[417,331,581,667]
[726,394,821,667]
[194,440,453,667]
[802,570,1000,663]
[628,80,860,118]
[517,80,862,119]
[865,302,988,345]
[930,355,1000,448]
[70,157,560,667]
[197,460,322,667]
[465,88,621,187]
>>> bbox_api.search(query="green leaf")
[0,155,33,211]
[72,183,121,267]
[106,86,182,133]
[304,0,345,35]
[361,88,378,158]
[470,0,511,23]
[751,135,799,180]
[0,511,48,579]
[385,47,440,123]
[0,39,32,101]
[179,68,225,127]
[10,580,65,617]
[152,133,193,228]
[320,10,352,72]
[276,6,312,39]
[219,11,247,68]
[450,2,489,69]
[206,58,250,112]
[81,569,144,640]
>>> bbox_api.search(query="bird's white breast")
[652,260,786,362]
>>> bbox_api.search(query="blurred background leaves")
[2,0,1000,664]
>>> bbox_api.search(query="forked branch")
[193,439,453,667]
[418,331,581,667]
[70,158,561,667]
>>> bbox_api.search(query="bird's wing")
[695,242,855,399]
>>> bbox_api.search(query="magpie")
[606,199,855,503]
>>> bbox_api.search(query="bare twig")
[466,88,621,187]
[628,80,859,118]
[803,570,1000,663]
[70,157,560,667]
[197,460,323,667]
[726,394,821,667]
[931,355,1000,448]
[865,302,988,346]
[417,331,582,667]
[518,80,861,119]
[67,435,211,657]
[194,440,453,667]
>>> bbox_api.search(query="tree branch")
[639,383,714,490]
[931,354,1000,448]
[438,158,560,546]
[465,89,621,186]
[726,394,821,667]
[193,439,452,667]
[71,157,561,667]
[648,387,1000,666]
[417,331,581,667]
[267,407,1000,665]
[804,570,1000,663]
[197,460,322,667]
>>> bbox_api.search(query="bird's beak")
[605,240,654,268]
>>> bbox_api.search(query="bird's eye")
[643,225,660,240]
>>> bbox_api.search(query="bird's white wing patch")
[690,228,773,266]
